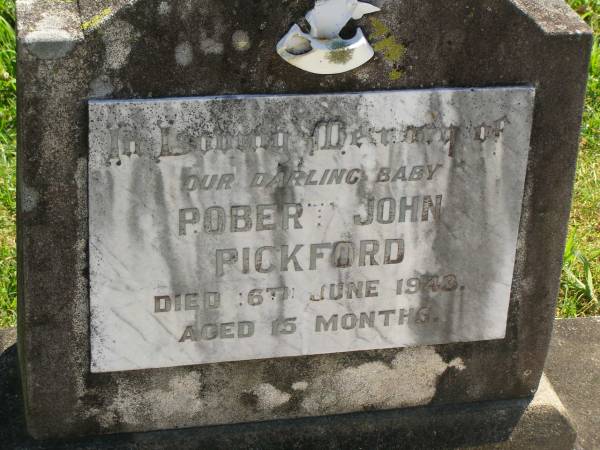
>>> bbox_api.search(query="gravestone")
[16,0,591,443]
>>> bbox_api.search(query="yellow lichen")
[327,48,354,64]
[81,7,112,31]
[369,17,389,40]
[368,17,407,81]
[388,68,404,80]
[372,36,406,62]
[326,39,355,64]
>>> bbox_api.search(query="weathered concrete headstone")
[16,0,591,443]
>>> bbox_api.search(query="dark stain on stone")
[240,391,259,409]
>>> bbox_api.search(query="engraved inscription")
[89,88,534,372]
[102,117,507,165]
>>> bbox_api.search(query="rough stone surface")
[17,0,592,439]
[0,327,16,353]
[0,335,577,449]
[88,88,533,372]
[546,317,600,450]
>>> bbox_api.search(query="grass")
[0,0,15,328]
[558,0,600,317]
[0,1,597,326]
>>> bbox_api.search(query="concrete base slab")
[0,327,576,449]
[546,317,600,450]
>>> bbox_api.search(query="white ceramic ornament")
[277,0,381,75]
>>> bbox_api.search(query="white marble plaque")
[89,88,534,373]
